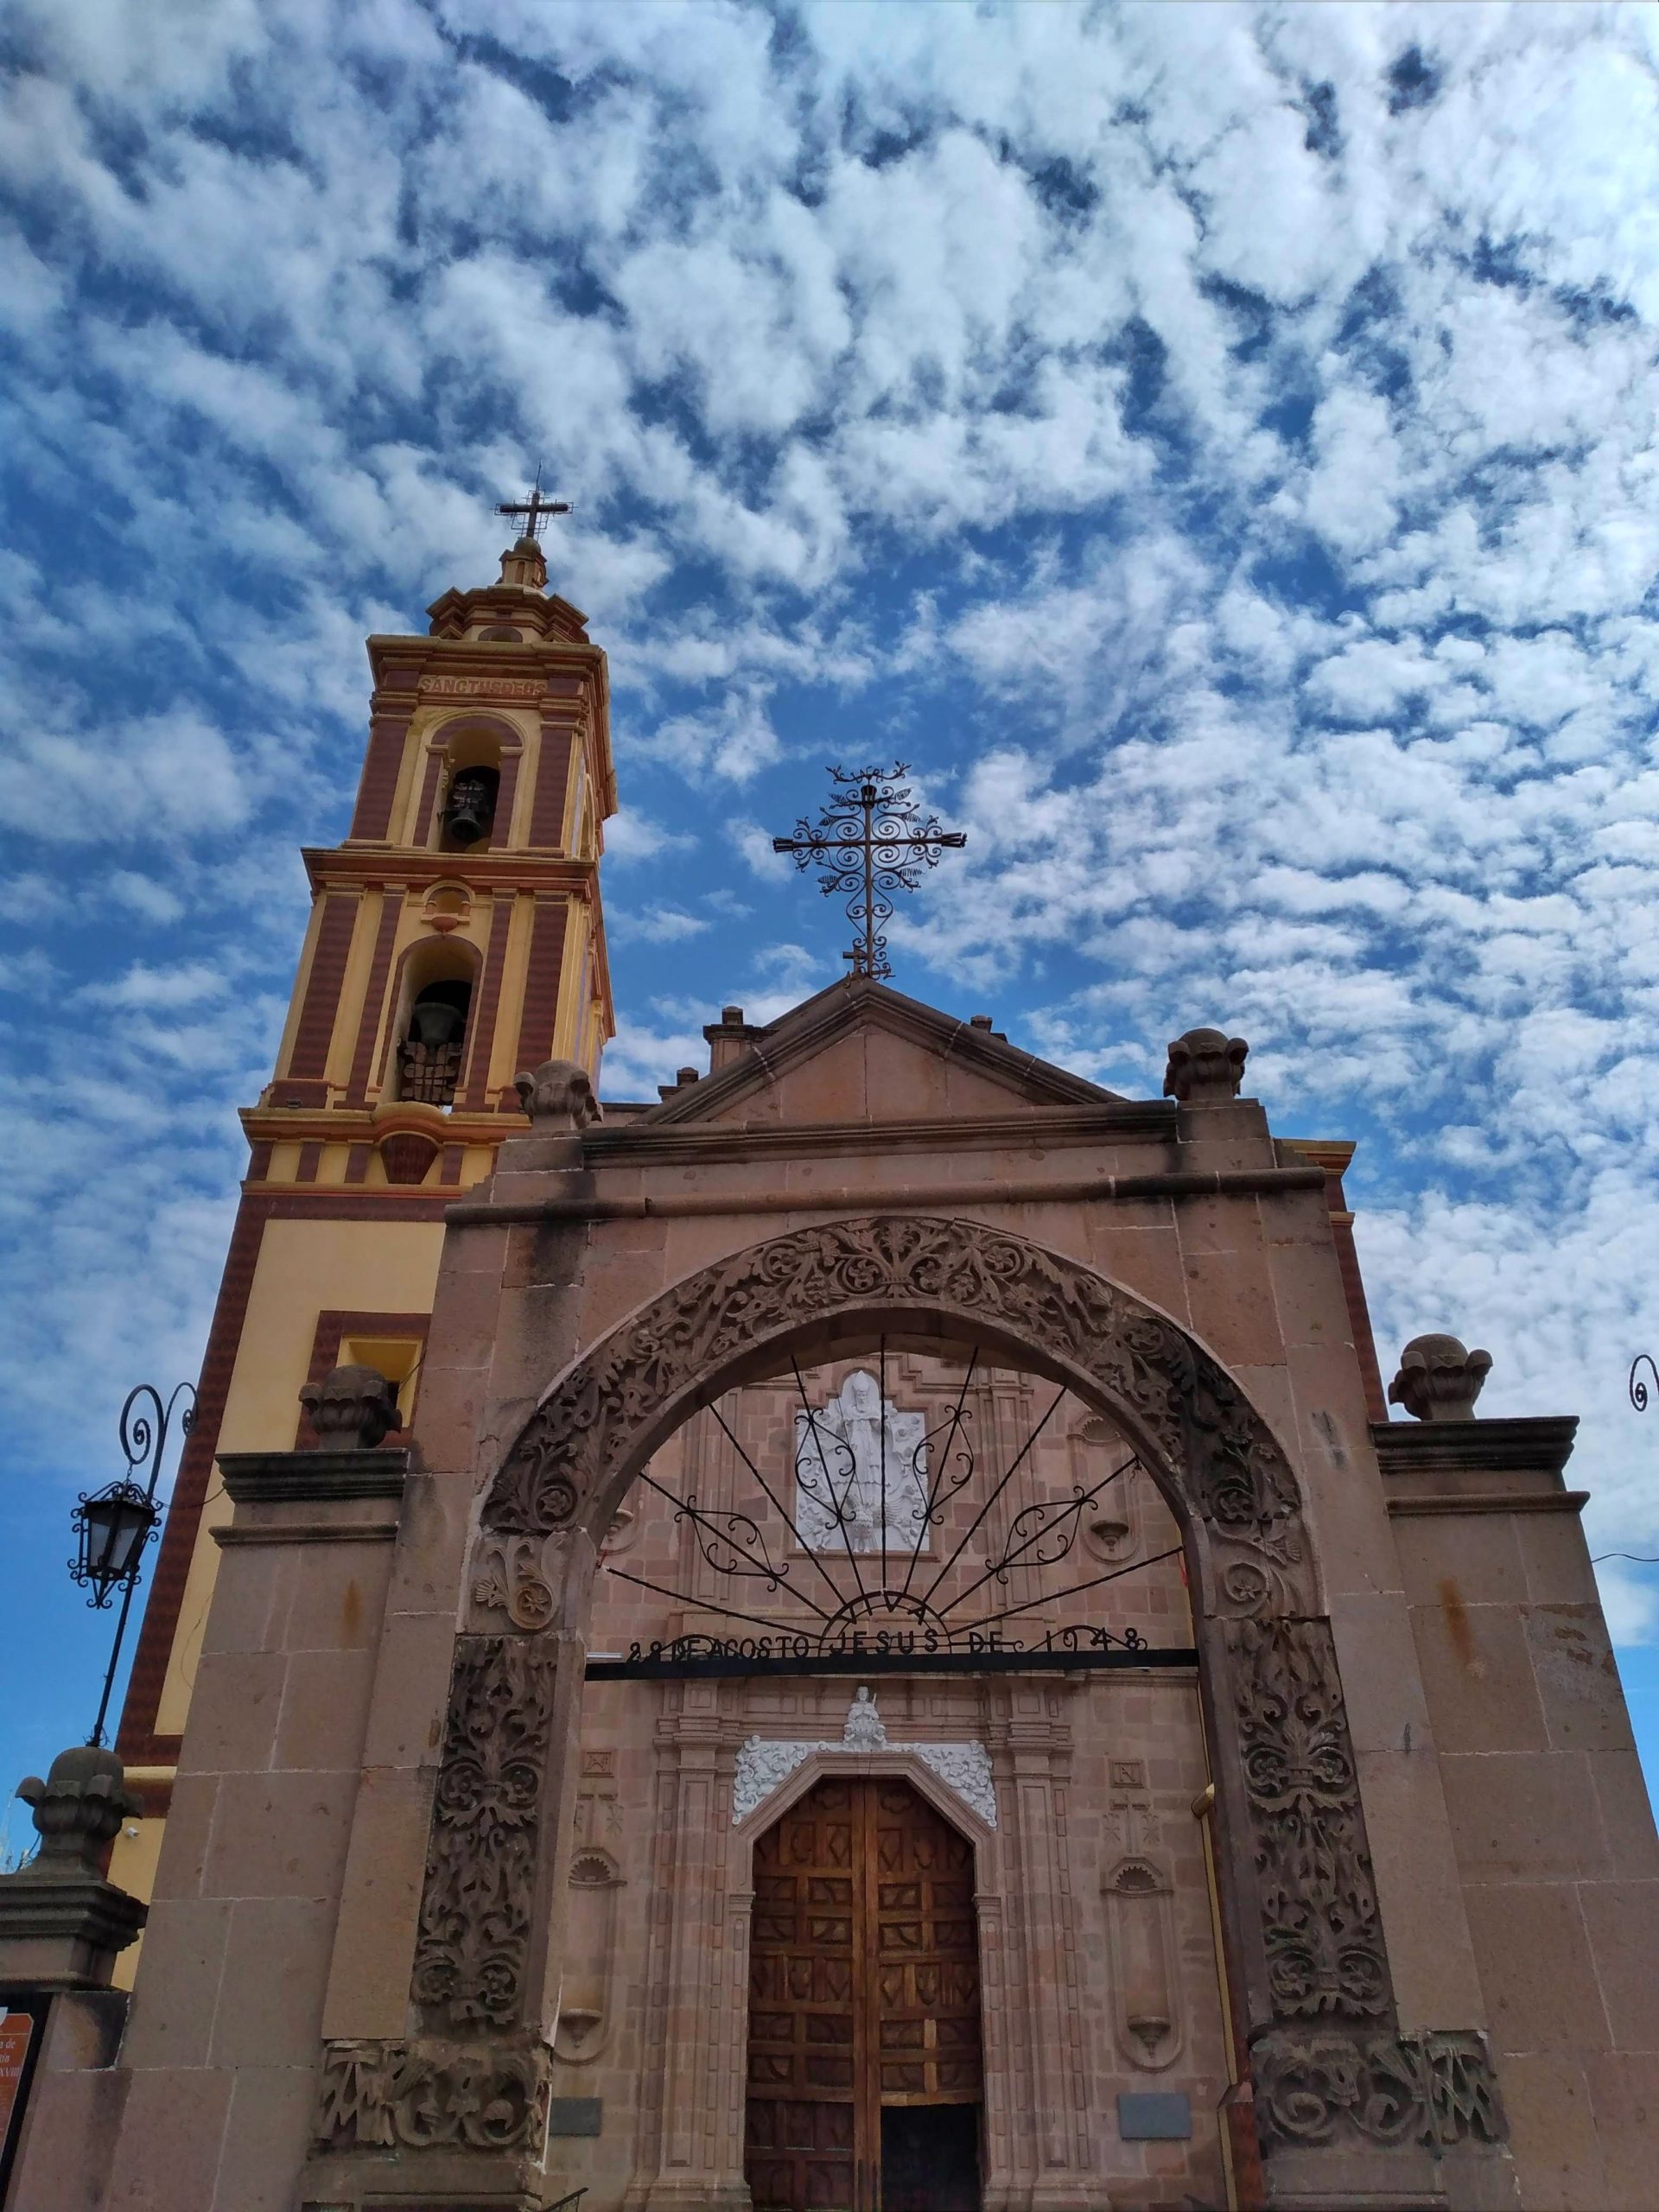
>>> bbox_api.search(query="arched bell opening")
[384,936,480,1109]
[429,719,515,853]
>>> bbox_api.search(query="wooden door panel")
[871,1781,983,2112]
[746,1781,861,2212]
[745,1776,983,2209]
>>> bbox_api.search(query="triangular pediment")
[640,978,1121,1128]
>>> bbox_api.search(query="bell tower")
[111,514,617,1892]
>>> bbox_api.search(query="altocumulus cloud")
[3,0,1659,1779]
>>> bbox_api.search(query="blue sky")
[3,0,1659,1835]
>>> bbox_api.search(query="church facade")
[4,531,1656,2212]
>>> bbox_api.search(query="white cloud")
[3,0,1659,1772]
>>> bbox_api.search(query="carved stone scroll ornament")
[732,1688,996,1829]
[1230,1618,1388,2022]
[315,2036,550,2152]
[410,1636,558,2030]
[1251,2029,1504,2152]
[484,1216,1310,1620]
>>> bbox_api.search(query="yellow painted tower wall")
[109,537,619,1961]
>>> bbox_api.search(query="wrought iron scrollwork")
[600,1340,1173,1662]
[770,763,966,980]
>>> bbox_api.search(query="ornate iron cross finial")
[772,764,966,982]
[496,464,571,540]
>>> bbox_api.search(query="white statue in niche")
[794,1370,927,1553]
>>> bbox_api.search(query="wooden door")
[745,1777,983,2212]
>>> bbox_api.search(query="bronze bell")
[443,766,499,846]
[409,997,465,1048]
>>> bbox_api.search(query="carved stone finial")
[15,1745,139,1875]
[1388,1334,1493,1422]
[298,1363,398,1450]
[1163,1027,1249,1104]
[513,1058,601,1133]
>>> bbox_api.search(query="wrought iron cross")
[496,466,570,539]
[772,764,966,982]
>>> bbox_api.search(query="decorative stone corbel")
[298,1363,399,1450]
[1388,1334,1493,1422]
[1162,1027,1249,1103]
[0,1745,148,1987]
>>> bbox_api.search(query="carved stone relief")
[391,1214,1508,2184]
[732,1688,996,1830]
[483,1216,1310,1623]
[410,1636,558,2030]
[1252,2028,1504,2151]
[315,2036,550,2152]
[1228,1618,1386,2022]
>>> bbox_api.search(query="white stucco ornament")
[732,1688,995,1829]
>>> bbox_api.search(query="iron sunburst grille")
[594,1341,1191,1678]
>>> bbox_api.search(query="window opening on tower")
[442,763,499,849]
[397,979,471,1106]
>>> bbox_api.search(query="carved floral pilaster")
[410,1635,559,2030]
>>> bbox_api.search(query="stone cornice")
[219,1447,410,1505]
[448,1160,1329,1227]
[365,631,606,684]
[1370,1415,1579,1481]
[301,849,599,894]
[583,1098,1178,1166]
[0,1873,148,1961]
[239,1103,516,1145]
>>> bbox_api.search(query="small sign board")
[0,1993,51,2200]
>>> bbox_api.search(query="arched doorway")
[746,1775,983,2212]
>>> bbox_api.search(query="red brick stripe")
[493,747,522,846]
[460,898,515,1108]
[512,895,569,1075]
[413,746,445,847]
[349,711,412,840]
[530,722,574,849]
[287,892,360,1082]
[346,893,404,1103]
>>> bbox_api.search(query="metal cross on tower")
[496,465,571,539]
[772,764,966,982]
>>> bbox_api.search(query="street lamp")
[68,1382,196,1748]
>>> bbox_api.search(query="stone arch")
[408,1215,1506,2179]
[476,1214,1315,1632]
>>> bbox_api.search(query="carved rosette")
[484,1216,1309,1621]
[410,1637,558,2030]
[315,2036,550,2152]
